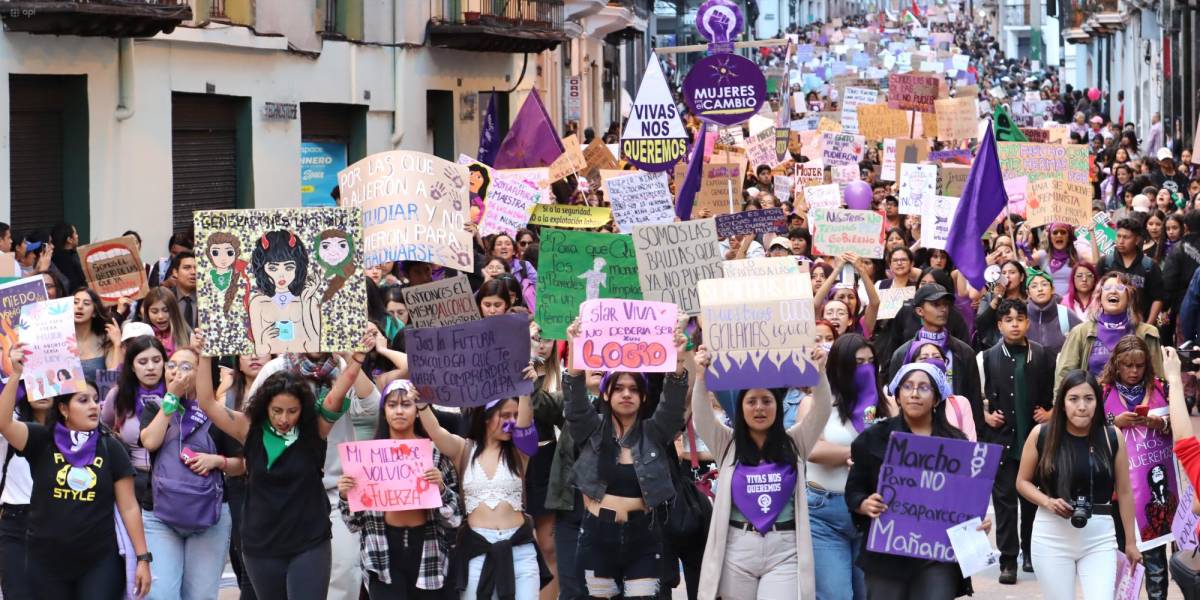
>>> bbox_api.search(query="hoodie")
[1026,294,1081,356]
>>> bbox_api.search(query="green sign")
[535,229,643,340]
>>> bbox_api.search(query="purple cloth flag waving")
[945,122,1009,289]
[493,88,565,170]
[477,92,500,167]
[674,125,709,221]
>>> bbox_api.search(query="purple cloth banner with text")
[405,313,533,407]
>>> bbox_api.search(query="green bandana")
[383,315,404,341]
[210,269,233,291]
[262,422,299,470]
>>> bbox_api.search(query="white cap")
[121,321,155,343]
[1132,194,1152,213]
[1157,147,1174,162]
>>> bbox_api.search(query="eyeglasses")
[1101,283,1127,293]
[900,382,933,394]
[166,362,194,372]
[518,240,532,247]
[1075,272,1095,280]
[890,257,911,264]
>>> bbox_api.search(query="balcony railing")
[428,0,567,53]
[209,0,227,20]
[0,0,192,36]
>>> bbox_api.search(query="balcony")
[0,0,191,37]
[428,0,567,53]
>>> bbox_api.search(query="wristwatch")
[137,552,153,564]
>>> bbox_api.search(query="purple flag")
[477,93,500,167]
[673,125,708,221]
[944,122,1009,289]
[492,88,565,170]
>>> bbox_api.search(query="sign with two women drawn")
[194,208,367,356]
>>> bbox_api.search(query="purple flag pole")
[944,122,1009,289]
[674,124,709,221]
[477,91,500,167]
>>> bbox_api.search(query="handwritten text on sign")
[405,313,534,407]
[572,299,678,372]
[868,432,1001,561]
[339,439,441,512]
[810,209,885,259]
[887,74,940,113]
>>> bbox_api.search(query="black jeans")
[555,497,587,600]
[365,525,443,600]
[578,510,663,599]
[226,476,258,600]
[992,458,1036,564]
[28,547,124,600]
[865,562,959,600]
[0,505,34,600]
[243,540,332,600]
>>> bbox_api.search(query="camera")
[1070,496,1091,529]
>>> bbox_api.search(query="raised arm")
[194,330,250,443]
[645,323,691,437]
[1164,348,1192,443]
[415,392,467,465]
[690,346,732,456]
[140,360,196,451]
[789,348,832,458]
[318,351,369,440]
[0,346,29,452]
[852,254,881,334]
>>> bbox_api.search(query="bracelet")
[419,404,432,412]
[351,354,365,365]
[316,395,351,424]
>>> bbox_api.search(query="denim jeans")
[555,504,587,600]
[144,503,233,600]
[807,487,866,600]
[463,526,540,600]
[0,505,34,600]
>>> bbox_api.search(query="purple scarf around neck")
[1048,248,1070,272]
[178,397,209,440]
[1095,310,1131,352]
[54,423,100,468]
[134,381,165,420]
[850,363,879,432]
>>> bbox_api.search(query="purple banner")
[405,313,533,408]
[867,432,1002,562]
[683,54,767,126]
[695,0,743,45]
[714,208,788,238]
[1124,415,1180,550]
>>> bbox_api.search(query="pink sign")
[572,299,678,372]
[338,439,442,512]
[19,298,87,401]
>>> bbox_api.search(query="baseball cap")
[1157,147,1174,162]
[769,238,791,251]
[1132,194,1151,213]
[913,284,954,306]
[121,321,155,343]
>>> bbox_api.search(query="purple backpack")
[151,413,222,533]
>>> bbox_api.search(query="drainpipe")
[115,38,135,121]
[390,0,404,147]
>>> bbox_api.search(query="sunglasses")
[1101,283,1126,293]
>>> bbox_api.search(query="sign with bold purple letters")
[714,208,788,238]
[867,432,1002,562]
[405,313,533,408]
[683,54,767,126]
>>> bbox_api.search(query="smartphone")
[180,447,199,462]
[1134,405,1150,417]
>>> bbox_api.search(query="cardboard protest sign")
[480,172,539,237]
[548,134,588,182]
[632,220,723,315]
[877,286,916,320]
[934,97,978,140]
[821,132,866,166]
[867,433,1001,561]
[339,439,440,512]
[536,230,642,340]
[406,313,534,407]
[1020,128,1049,143]
[1026,179,1092,228]
[898,163,937,214]
[95,369,120,406]
[572,299,678,372]
[795,161,826,188]
[921,195,960,250]
[604,171,675,230]
[528,204,612,229]
[0,276,47,375]
[401,275,479,328]
[19,298,87,401]
[1174,472,1200,551]
[695,162,743,216]
[936,164,971,198]
[622,57,688,171]
[698,268,819,390]
[746,126,781,170]
[832,163,860,187]
[773,174,795,201]
[840,87,880,135]
[1092,212,1117,256]
[858,104,910,140]
[887,73,939,113]
[1114,407,1179,551]
[339,151,472,271]
[805,183,842,210]
[997,142,1089,185]
[583,138,619,182]
[714,209,788,238]
[194,207,367,356]
[77,236,149,306]
[929,149,973,165]
[884,138,931,181]
[722,256,800,278]
[810,208,885,258]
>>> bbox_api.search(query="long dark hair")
[731,387,798,468]
[112,336,167,420]
[73,287,115,352]
[466,398,522,477]
[244,371,319,442]
[475,278,514,312]
[597,372,651,483]
[1037,369,1113,500]
[373,387,429,441]
[828,334,889,425]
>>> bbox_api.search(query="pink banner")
[338,439,442,512]
[572,299,677,372]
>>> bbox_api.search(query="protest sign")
[821,132,866,166]
[936,164,971,197]
[96,369,120,406]
[714,209,788,238]
[480,172,539,237]
[604,170,675,230]
[804,183,842,210]
[529,204,612,229]
[684,53,767,127]
[1118,408,1179,551]
[934,97,978,140]
[698,268,818,390]
[722,256,800,278]
[0,276,47,375]
[884,138,931,181]
[501,167,551,204]
[858,104,910,140]
[832,164,860,187]
[1026,179,1092,228]
[746,126,781,170]
[810,208,885,258]
[77,236,149,306]
[622,57,688,171]
[19,298,87,401]
[929,149,973,165]
[997,142,1089,185]
[1003,176,1029,216]
[695,162,743,216]
[1116,552,1145,600]
[773,174,795,201]
[572,299,678,372]
[406,313,534,407]
[548,134,588,182]
[194,208,367,356]
[887,73,939,112]
[867,432,1002,561]
[1020,128,1049,143]
[898,163,937,214]
[339,151,472,271]
[633,220,723,315]
[841,87,880,135]
[401,275,480,328]
[583,138,619,182]
[795,161,826,187]
[921,195,960,250]
[716,126,745,148]
[338,439,441,512]
[536,230,643,339]
[1174,472,1200,551]
[1092,212,1117,256]
[877,286,916,320]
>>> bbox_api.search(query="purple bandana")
[850,363,878,432]
[178,397,209,440]
[502,420,539,457]
[1095,311,1131,352]
[904,329,949,363]
[53,423,100,468]
[134,381,165,420]
[1048,248,1070,273]
[731,462,797,533]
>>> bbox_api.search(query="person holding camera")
[1015,369,1140,600]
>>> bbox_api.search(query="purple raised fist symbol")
[696,0,743,44]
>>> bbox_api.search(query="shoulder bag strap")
[685,417,700,469]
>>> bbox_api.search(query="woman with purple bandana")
[1037,223,1083,293]
[0,344,152,599]
[1055,272,1164,394]
[689,343,832,600]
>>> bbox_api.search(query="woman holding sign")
[338,378,463,600]
[1015,369,1141,600]
[689,343,833,600]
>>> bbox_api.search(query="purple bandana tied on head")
[1095,310,1131,352]
[54,424,100,468]
[850,364,878,432]
[903,329,948,363]
[731,462,797,533]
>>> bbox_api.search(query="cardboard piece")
[604,170,675,231]
[528,204,612,229]
[401,275,480,328]
[338,439,441,512]
[632,219,723,315]
[77,236,149,306]
[535,230,643,340]
[405,313,534,407]
[810,208,885,258]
